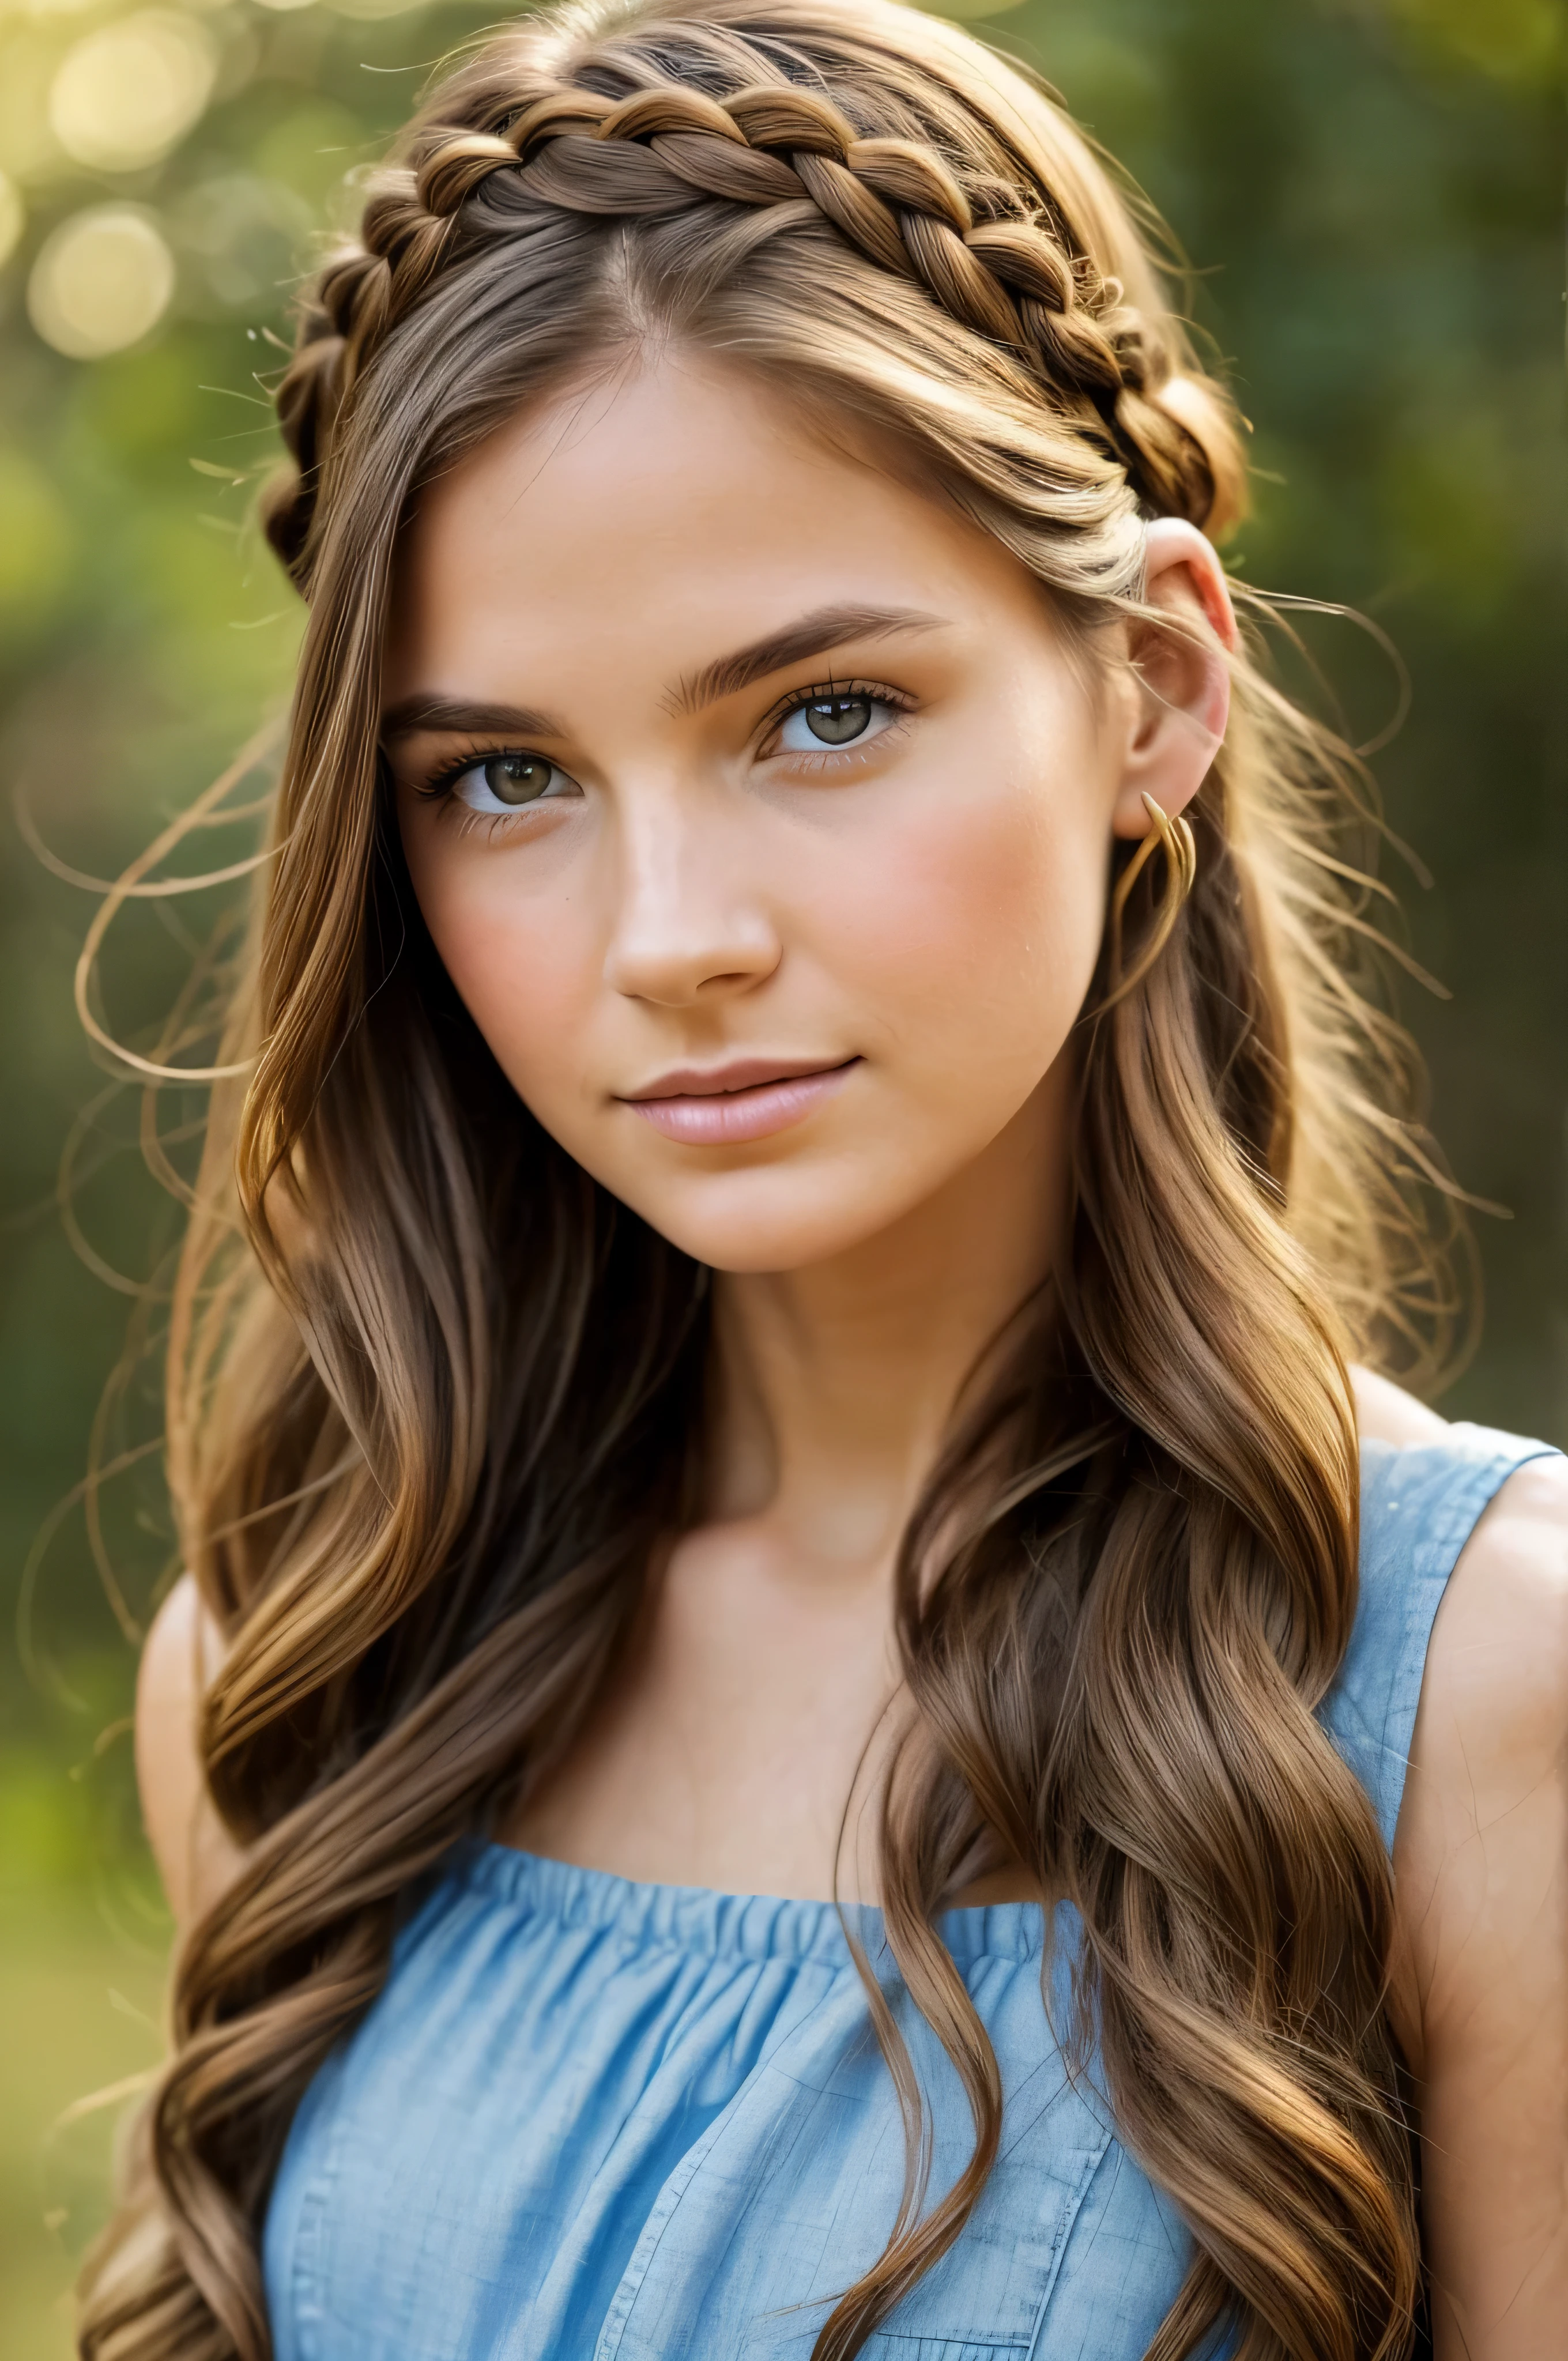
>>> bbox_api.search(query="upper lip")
[619,1055,858,1102]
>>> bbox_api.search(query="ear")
[1110,518,1238,841]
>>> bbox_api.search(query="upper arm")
[1392,1453,1568,2359]
[136,1573,245,1930]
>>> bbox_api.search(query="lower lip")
[623,1062,858,1145]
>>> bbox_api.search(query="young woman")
[88,2,1566,2356]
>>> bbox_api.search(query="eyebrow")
[672,604,944,715]
[379,604,946,745]
[379,694,566,744]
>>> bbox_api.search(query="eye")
[773,692,901,755]
[452,753,578,812]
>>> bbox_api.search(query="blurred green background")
[0,0,1563,2349]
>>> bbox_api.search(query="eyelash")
[410,745,524,802]
[405,676,918,810]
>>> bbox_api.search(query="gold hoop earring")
[1094,791,1197,1016]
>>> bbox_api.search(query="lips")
[618,1056,860,1145]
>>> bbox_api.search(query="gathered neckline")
[450,1839,1062,1969]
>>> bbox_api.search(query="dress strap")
[1321,1422,1559,1849]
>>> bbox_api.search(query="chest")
[506,1523,904,1899]
[261,1862,1194,2361]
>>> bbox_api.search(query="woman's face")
[386,355,1152,1274]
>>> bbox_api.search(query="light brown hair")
[81,3,1456,2355]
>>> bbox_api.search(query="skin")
[137,354,1567,2354]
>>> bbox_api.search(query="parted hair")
[265,13,1236,592]
[80,3,1449,2358]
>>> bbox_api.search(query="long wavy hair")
[79,3,1462,2356]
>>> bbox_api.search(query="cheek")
[816,763,1109,1093]
[403,828,600,1101]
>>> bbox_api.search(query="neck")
[706,1063,1071,1568]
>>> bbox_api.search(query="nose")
[602,784,781,1008]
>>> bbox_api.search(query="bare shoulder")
[1349,1363,1451,1449]
[136,1573,244,1929]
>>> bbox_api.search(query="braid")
[262,252,386,576]
[262,51,1227,586]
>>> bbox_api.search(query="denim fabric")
[263,1423,1553,2360]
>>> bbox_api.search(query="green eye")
[774,692,901,757]
[803,696,872,745]
[482,755,555,805]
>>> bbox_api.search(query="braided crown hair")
[262,0,1242,598]
[80,6,1443,2361]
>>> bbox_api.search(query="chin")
[606,1166,914,1276]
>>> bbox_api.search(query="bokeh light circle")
[27,206,176,359]
[49,12,218,174]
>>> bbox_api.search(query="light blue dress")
[263,1424,1553,2360]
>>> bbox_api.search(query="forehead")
[383,353,1039,696]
